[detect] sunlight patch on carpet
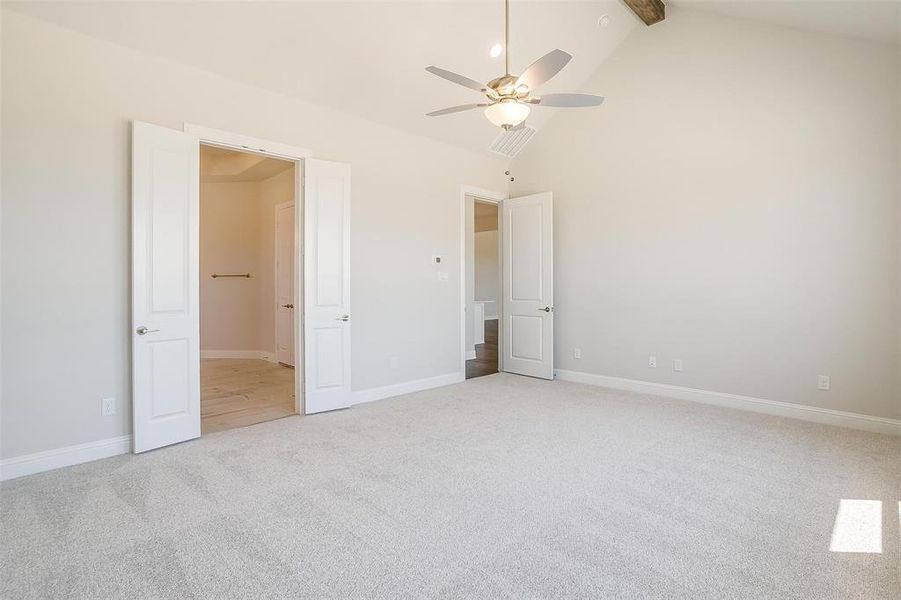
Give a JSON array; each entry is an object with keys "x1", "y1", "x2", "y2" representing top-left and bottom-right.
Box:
[{"x1": 829, "y1": 499, "x2": 882, "y2": 553}]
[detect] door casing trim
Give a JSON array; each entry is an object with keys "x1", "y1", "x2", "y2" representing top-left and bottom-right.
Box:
[{"x1": 459, "y1": 185, "x2": 507, "y2": 378}]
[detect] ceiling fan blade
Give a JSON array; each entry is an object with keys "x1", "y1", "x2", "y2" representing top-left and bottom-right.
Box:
[
  {"x1": 533, "y1": 93, "x2": 604, "y2": 107},
  {"x1": 515, "y1": 49, "x2": 572, "y2": 91},
  {"x1": 425, "y1": 66, "x2": 488, "y2": 93},
  {"x1": 426, "y1": 104, "x2": 487, "y2": 117}
]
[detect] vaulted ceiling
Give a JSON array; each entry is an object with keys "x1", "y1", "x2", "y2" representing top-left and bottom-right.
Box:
[
  {"x1": 677, "y1": 0, "x2": 900, "y2": 45},
  {"x1": 7, "y1": 1, "x2": 898, "y2": 155},
  {"x1": 6, "y1": 0, "x2": 638, "y2": 153}
]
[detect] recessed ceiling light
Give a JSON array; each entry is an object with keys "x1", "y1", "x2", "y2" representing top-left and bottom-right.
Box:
[
  {"x1": 598, "y1": 15, "x2": 611, "y2": 28},
  {"x1": 489, "y1": 43, "x2": 504, "y2": 58}
]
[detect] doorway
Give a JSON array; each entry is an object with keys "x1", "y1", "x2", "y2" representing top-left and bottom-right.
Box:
[
  {"x1": 132, "y1": 121, "x2": 354, "y2": 453},
  {"x1": 459, "y1": 186, "x2": 555, "y2": 383},
  {"x1": 199, "y1": 145, "x2": 297, "y2": 433},
  {"x1": 464, "y1": 194, "x2": 502, "y2": 379}
]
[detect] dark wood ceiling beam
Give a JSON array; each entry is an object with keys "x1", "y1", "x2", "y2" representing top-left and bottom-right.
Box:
[{"x1": 623, "y1": 0, "x2": 666, "y2": 26}]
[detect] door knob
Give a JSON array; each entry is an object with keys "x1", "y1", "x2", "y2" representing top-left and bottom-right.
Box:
[
  {"x1": 335, "y1": 314, "x2": 350, "y2": 322},
  {"x1": 281, "y1": 304, "x2": 294, "y2": 309},
  {"x1": 136, "y1": 326, "x2": 159, "y2": 335},
  {"x1": 538, "y1": 306, "x2": 552, "y2": 313}
]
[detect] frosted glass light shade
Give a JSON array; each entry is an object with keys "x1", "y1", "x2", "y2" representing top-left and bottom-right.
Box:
[{"x1": 484, "y1": 101, "x2": 530, "y2": 129}]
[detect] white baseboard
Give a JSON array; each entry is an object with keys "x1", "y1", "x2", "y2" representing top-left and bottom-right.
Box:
[
  {"x1": 201, "y1": 350, "x2": 277, "y2": 362},
  {"x1": 1, "y1": 435, "x2": 132, "y2": 482},
  {"x1": 465, "y1": 350, "x2": 477, "y2": 360},
  {"x1": 353, "y1": 372, "x2": 464, "y2": 405},
  {"x1": 554, "y1": 369, "x2": 901, "y2": 436},
  {"x1": 1, "y1": 371, "x2": 462, "y2": 482}
]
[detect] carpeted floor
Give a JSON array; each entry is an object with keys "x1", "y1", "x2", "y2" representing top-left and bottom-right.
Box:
[{"x1": 2, "y1": 374, "x2": 899, "y2": 599}]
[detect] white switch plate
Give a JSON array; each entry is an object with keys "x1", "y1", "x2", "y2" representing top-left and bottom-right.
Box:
[
  {"x1": 818, "y1": 375, "x2": 830, "y2": 391},
  {"x1": 431, "y1": 255, "x2": 442, "y2": 265},
  {"x1": 101, "y1": 397, "x2": 116, "y2": 416},
  {"x1": 648, "y1": 355, "x2": 657, "y2": 368},
  {"x1": 573, "y1": 347, "x2": 581, "y2": 359},
  {"x1": 673, "y1": 359, "x2": 683, "y2": 372},
  {"x1": 437, "y1": 271, "x2": 449, "y2": 282}
]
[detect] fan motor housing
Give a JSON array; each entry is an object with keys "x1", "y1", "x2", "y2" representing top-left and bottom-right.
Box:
[{"x1": 488, "y1": 74, "x2": 523, "y2": 98}]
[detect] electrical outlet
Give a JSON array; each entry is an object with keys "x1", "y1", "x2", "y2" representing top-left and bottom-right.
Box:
[
  {"x1": 573, "y1": 347, "x2": 582, "y2": 359},
  {"x1": 389, "y1": 356, "x2": 399, "y2": 369},
  {"x1": 817, "y1": 375, "x2": 830, "y2": 391},
  {"x1": 648, "y1": 355, "x2": 657, "y2": 368},
  {"x1": 101, "y1": 397, "x2": 116, "y2": 416},
  {"x1": 673, "y1": 359, "x2": 683, "y2": 372}
]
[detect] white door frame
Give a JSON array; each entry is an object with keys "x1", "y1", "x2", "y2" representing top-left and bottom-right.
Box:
[
  {"x1": 459, "y1": 185, "x2": 506, "y2": 376},
  {"x1": 185, "y1": 123, "x2": 312, "y2": 414}
]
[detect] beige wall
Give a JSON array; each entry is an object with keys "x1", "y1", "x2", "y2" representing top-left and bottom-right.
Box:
[
  {"x1": 0, "y1": 11, "x2": 507, "y2": 459},
  {"x1": 199, "y1": 166, "x2": 294, "y2": 354},
  {"x1": 474, "y1": 202, "x2": 498, "y2": 309},
  {"x1": 475, "y1": 209, "x2": 498, "y2": 233},
  {"x1": 200, "y1": 181, "x2": 262, "y2": 351},
  {"x1": 512, "y1": 9, "x2": 900, "y2": 420},
  {"x1": 474, "y1": 231, "x2": 499, "y2": 307}
]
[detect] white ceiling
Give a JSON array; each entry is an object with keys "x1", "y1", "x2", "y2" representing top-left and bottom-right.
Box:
[
  {"x1": 200, "y1": 145, "x2": 294, "y2": 183},
  {"x1": 7, "y1": 1, "x2": 898, "y2": 154},
  {"x1": 675, "y1": 0, "x2": 900, "y2": 45}
]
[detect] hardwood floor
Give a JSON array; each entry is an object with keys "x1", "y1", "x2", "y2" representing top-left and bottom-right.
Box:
[
  {"x1": 466, "y1": 318, "x2": 498, "y2": 379},
  {"x1": 201, "y1": 359, "x2": 296, "y2": 434}
]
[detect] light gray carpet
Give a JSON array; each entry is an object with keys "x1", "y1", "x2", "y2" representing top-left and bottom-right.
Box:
[{"x1": 2, "y1": 374, "x2": 899, "y2": 599}]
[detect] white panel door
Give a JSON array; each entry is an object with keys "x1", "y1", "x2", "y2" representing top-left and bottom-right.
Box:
[
  {"x1": 502, "y1": 192, "x2": 554, "y2": 379},
  {"x1": 275, "y1": 202, "x2": 295, "y2": 366},
  {"x1": 303, "y1": 159, "x2": 352, "y2": 413},
  {"x1": 132, "y1": 121, "x2": 200, "y2": 452}
]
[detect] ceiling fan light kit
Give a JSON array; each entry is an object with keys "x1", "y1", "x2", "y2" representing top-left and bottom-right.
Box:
[
  {"x1": 425, "y1": 0, "x2": 604, "y2": 131},
  {"x1": 485, "y1": 100, "x2": 530, "y2": 129}
]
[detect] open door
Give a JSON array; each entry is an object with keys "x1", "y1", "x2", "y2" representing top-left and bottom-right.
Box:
[
  {"x1": 502, "y1": 192, "x2": 554, "y2": 379},
  {"x1": 303, "y1": 159, "x2": 353, "y2": 413},
  {"x1": 132, "y1": 121, "x2": 201, "y2": 452},
  {"x1": 275, "y1": 202, "x2": 295, "y2": 366}
]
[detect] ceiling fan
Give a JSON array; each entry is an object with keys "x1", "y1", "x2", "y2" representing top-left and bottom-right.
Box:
[{"x1": 425, "y1": 0, "x2": 604, "y2": 130}]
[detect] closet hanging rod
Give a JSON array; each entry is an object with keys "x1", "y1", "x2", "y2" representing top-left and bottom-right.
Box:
[{"x1": 211, "y1": 273, "x2": 251, "y2": 279}]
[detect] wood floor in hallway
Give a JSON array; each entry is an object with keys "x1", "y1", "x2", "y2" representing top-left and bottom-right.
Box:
[
  {"x1": 201, "y1": 359, "x2": 296, "y2": 434},
  {"x1": 466, "y1": 318, "x2": 498, "y2": 379}
]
